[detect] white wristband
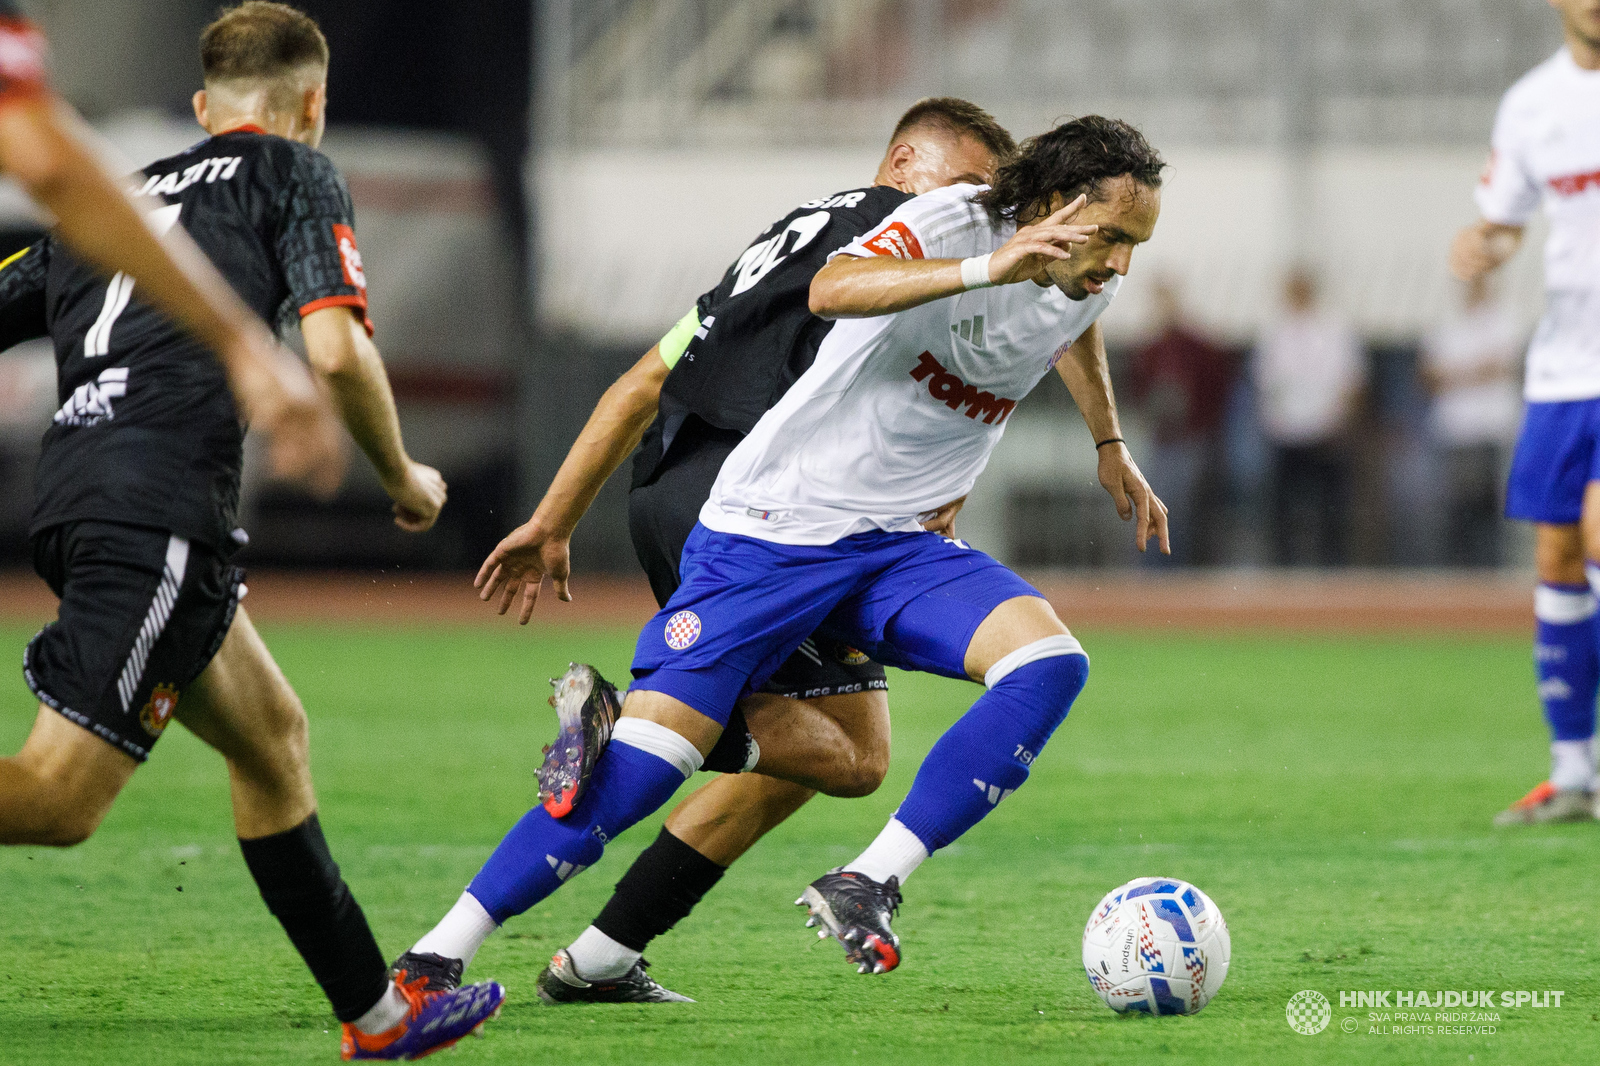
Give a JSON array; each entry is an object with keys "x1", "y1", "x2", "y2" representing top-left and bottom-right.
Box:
[{"x1": 960, "y1": 253, "x2": 994, "y2": 290}]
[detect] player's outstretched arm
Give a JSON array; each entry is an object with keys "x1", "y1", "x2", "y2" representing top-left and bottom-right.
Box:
[
  {"x1": 299, "y1": 305, "x2": 441, "y2": 531},
  {"x1": 809, "y1": 194, "x2": 1097, "y2": 319},
  {"x1": 476, "y1": 344, "x2": 671, "y2": 623},
  {"x1": 1054, "y1": 322, "x2": 1170, "y2": 554},
  {"x1": 1449, "y1": 219, "x2": 1524, "y2": 281},
  {"x1": 0, "y1": 98, "x2": 342, "y2": 492}
]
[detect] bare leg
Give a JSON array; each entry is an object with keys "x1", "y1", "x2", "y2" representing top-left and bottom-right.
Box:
[
  {"x1": 0, "y1": 704, "x2": 137, "y2": 845},
  {"x1": 1536, "y1": 521, "x2": 1584, "y2": 585},
  {"x1": 664, "y1": 773, "x2": 816, "y2": 866},
  {"x1": 664, "y1": 688, "x2": 890, "y2": 864},
  {"x1": 175, "y1": 606, "x2": 394, "y2": 1029},
  {"x1": 739, "y1": 689, "x2": 890, "y2": 797},
  {"x1": 173, "y1": 607, "x2": 315, "y2": 837}
]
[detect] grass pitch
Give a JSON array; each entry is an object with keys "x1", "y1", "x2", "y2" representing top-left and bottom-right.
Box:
[{"x1": 1, "y1": 620, "x2": 1595, "y2": 1064}]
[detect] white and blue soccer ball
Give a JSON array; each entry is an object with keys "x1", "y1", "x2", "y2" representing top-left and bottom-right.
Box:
[{"x1": 1081, "y1": 877, "x2": 1231, "y2": 1015}]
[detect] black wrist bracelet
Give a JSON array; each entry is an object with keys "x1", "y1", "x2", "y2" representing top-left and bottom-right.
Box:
[{"x1": 1095, "y1": 437, "x2": 1125, "y2": 449}]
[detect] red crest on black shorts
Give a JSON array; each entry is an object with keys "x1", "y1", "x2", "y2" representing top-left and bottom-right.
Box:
[{"x1": 141, "y1": 683, "x2": 178, "y2": 736}]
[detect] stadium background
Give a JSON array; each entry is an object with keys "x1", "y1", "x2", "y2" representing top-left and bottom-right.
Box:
[{"x1": 2, "y1": 3, "x2": 1595, "y2": 1064}]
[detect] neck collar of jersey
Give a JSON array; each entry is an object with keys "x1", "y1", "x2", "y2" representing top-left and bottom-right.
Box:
[{"x1": 218, "y1": 123, "x2": 269, "y2": 136}]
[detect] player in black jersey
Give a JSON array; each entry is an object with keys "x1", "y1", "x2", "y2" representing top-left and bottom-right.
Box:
[
  {"x1": 395, "y1": 99, "x2": 1014, "y2": 1001},
  {"x1": 0, "y1": 5, "x2": 503, "y2": 1060},
  {"x1": 0, "y1": 0, "x2": 339, "y2": 491}
]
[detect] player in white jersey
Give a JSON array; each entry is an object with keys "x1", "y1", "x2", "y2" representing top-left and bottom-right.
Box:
[
  {"x1": 400, "y1": 115, "x2": 1169, "y2": 984},
  {"x1": 1450, "y1": 0, "x2": 1600, "y2": 824}
]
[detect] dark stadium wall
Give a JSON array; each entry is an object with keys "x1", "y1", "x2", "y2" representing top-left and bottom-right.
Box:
[{"x1": 297, "y1": 0, "x2": 532, "y2": 276}]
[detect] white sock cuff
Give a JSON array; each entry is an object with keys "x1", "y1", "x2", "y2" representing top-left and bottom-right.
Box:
[
  {"x1": 612, "y1": 717, "x2": 704, "y2": 777},
  {"x1": 844, "y1": 817, "x2": 930, "y2": 885},
  {"x1": 409, "y1": 890, "x2": 499, "y2": 970},
  {"x1": 984, "y1": 634, "x2": 1087, "y2": 688},
  {"x1": 1535, "y1": 583, "x2": 1597, "y2": 625},
  {"x1": 1551, "y1": 739, "x2": 1597, "y2": 791}
]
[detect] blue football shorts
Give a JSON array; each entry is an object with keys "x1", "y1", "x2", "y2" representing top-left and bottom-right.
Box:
[
  {"x1": 628, "y1": 523, "x2": 1045, "y2": 725},
  {"x1": 1506, "y1": 398, "x2": 1600, "y2": 525}
]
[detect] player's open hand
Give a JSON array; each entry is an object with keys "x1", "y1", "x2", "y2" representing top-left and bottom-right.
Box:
[
  {"x1": 384, "y1": 460, "x2": 447, "y2": 532},
  {"x1": 475, "y1": 519, "x2": 573, "y2": 625},
  {"x1": 988, "y1": 194, "x2": 1098, "y2": 285},
  {"x1": 1448, "y1": 221, "x2": 1521, "y2": 281},
  {"x1": 1096, "y1": 442, "x2": 1170, "y2": 554},
  {"x1": 920, "y1": 494, "x2": 967, "y2": 537}
]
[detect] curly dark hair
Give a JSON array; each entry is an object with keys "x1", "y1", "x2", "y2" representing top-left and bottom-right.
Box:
[{"x1": 977, "y1": 116, "x2": 1165, "y2": 227}]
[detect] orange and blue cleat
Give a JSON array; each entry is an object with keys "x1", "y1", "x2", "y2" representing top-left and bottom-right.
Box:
[{"x1": 340, "y1": 967, "x2": 505, "y2": 1061}]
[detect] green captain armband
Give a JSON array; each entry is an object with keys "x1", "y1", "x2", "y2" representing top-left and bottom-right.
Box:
[{"x1": 658, "y1": 307, "x2": 700, "y2": 369}]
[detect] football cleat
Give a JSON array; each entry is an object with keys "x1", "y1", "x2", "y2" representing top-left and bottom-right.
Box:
[
  {"x1": 536, "y1": 948, "x2": 693, "y2": 1004},
  {"x1": 539, "y1": 663, "x2": 621, "y2": 818},
  {"x1": 797, "y1": 869, "x2": 903, "y2": 975},
  {"x1": 340, "y1": 968, "x2": 505, "y2": 1060},
  {"x1": 1492, "y1": 780, "x2": 1597, "y2": 826},
  {"x1": 387, "y1": 951, "x2": 462, "y2": 993}
]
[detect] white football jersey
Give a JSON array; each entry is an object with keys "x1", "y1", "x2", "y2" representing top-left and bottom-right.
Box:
[
  {"x1": 1476, "y1": 47, "x2": 1600, "y2": 402},
  {"x1": 699, "y1": 184, "x2": 1119, "y2": 545}
]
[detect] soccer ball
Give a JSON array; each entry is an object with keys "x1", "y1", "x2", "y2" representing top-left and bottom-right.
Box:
[{"x1": 1081, "y1": 877, "x2": 1230, "y2": 1015}]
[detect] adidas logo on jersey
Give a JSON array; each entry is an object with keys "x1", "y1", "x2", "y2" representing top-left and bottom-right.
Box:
[
  {"x1": 909, "y1": 350, "x2": 1017, "y2": 425},
  {"x1": 53, "y1": 367, "x2": 128, "y2": 427},
  {"x1": 950, "y1": 314, "x2": 986, "y2": 348}
]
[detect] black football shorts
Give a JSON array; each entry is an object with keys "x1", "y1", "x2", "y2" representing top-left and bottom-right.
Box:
[
  {"x1": 627, "y1": 423, "x2": 889, "y2": 705},
  {"x1": 24, "y1": 520, "x2": 244, "y2": 761}
]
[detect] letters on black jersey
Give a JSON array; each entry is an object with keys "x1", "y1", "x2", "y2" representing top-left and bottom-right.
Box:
[{"x1": 137, "y1": 157, "x2": 243, "y2": 197}]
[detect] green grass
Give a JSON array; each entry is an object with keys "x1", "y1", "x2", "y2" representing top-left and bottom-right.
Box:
[{"x1": 1, "y1": 622, "x2": 1595, "y2": 1064}]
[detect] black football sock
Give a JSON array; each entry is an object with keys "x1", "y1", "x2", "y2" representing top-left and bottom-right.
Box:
[
  {"x1": 238, "y1": 812, "x2": 390, "y2": 1023},
  {"x1": 592, "y1": 825, "x2": 727, "y2": 952}
]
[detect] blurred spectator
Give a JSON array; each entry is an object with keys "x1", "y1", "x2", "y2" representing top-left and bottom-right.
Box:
[
  {"x1": 1253, "y1": 268, "x2": 1366, "y2": 566},
  {"x1": 1129, "y1": 278, "x2": 1232, "y2": 564},
  {"x1": 1419, "y1": 277, "x2": 1522, "y2": 566}
]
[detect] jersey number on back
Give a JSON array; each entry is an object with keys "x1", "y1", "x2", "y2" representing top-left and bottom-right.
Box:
[
  {"x1": 729, "y1": 211, "x2": 831, "y2": 296},
  {"x1": 84, "y1": 203, "x2": 183, "y2": 359}
]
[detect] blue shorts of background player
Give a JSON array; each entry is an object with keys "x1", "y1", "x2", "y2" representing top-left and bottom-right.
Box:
[
  {"x1": 1505, "y1": 398, "x2": 1600, "y2": 524},
  {"x1": 1500, "y1": 398, "x2": 1600, "y2": 819},
  {"x1": 453, "y1": 522, "x2": 1093, "y2": 947}
]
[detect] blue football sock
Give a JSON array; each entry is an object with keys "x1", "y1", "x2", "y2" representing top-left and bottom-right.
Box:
[
  {"x1": 1534, "y1": 582, "x2": 1599, "y2": 745},
  {"x1": 467, "y1": 740, "x2": 689, "y2": 924},
  {"x1": 893, "y1": 651, "x2": 1088, "y2": 852}
]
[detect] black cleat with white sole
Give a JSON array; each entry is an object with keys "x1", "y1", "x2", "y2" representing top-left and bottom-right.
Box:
[
  {"x1": 797, "y1": 869, "x2": 903, "y2": 974},
  {"x1": 388, "y1": 950, "x2": 464, "y2": 993},
  {"x1": 536, "y1": 948, "x2": 693, "y2": 1003}
]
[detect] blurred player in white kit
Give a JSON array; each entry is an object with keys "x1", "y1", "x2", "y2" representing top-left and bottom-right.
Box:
[{"x1": 1450, "y1": 0, "x2": 1600, "y2": 824}]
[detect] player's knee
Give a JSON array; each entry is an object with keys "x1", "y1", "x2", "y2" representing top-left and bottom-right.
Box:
[
  {"x1": 260, "y1": 695, "x2": 311, "y2": 766},
  {"x1": 824, "y1": 740, "x2": 889, "y2": 798},
  {"x1": 24, "y1": 792, "x2": 106, "y2": 847}
]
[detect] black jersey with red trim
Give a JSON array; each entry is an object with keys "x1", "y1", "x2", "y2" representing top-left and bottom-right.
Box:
[
  {"x1": 0, "y1": 1, "x2": 48, "y2": 108},
  {"x1": 0, "y1": 128, "x2": 372, "y2": 549},
  {"x1": 635, "y1": 184, "x2": 910, "y2": 485}
]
